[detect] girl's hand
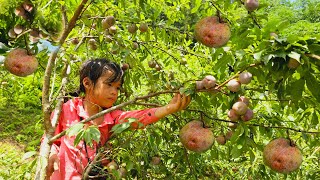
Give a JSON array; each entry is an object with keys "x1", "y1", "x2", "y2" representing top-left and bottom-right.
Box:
[
  {"x1": 155, "y1": 93, "x2": 191, "y2": 118},
  {"x1": 46, "y1": 153, "x2": 59, "y2": 179}
]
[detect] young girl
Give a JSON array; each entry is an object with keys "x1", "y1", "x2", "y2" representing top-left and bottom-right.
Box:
[{"x1": 45, "y1": 58, "x2": 191, "y2": 179}]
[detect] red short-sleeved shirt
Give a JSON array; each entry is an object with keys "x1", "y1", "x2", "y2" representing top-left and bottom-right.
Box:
[{"x1": 48, "y1": 98, "x2": 159, "y2": 180}]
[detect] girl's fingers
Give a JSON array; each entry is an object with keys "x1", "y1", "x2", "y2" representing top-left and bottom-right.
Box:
[{"x1": 179, "y1": 94, "x2": 191, "y2": 111}]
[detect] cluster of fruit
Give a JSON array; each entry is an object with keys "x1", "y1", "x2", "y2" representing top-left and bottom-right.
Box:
[{"x1": 228, "y1": 96, "x2": 254, "y2": 122}]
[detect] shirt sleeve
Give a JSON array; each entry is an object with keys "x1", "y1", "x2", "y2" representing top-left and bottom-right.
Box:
[{"x1": 112, "y1": 108, "x2": 160, "y2": 129}]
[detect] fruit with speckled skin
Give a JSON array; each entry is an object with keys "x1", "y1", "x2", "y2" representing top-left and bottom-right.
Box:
[
  {"x1": 194, "y1": 16, "x2": 231, "y2": 48},
  {"x1": 4, "y1": 48, "x2": 38, "y2": 77},
  {"x1": 179, "y1": 120, "x2": 214, "y2": 153},
  {"x1": 228, "y1": 109, "x2": 240, "y2": 121},
  {"x1": 263, "y1": 138, "x2": 302, "y2": 173}
]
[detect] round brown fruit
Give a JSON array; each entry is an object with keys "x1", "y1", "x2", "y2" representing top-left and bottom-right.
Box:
[
  {"x1": 241, "y1": 108, "x2": 254, "y2": 121},
  {"x1": 4, "y1": 48, "x2": 38, "y2": 77},
  {"x1": 155, "y1": 64, "x2": 162, "y2": 71},
  {"x1": 71, "y1": 38, "x2": 79, "y2": 45},
  {"x1": 139, "y1": 23, "x2": 148, "y2": 33},
  {"x1": 238, "y1": 96, "x2": 250, "y2": 106},
  {"x1": 148, "y1": 60, "x2": 156, "y2": 68},
  {"x1": 105, "y1": 35, "x2": 113, "y2": 43},
  {"x1": 239, "y1": 72, "x2": 252, "y2": 84},
  {"x1": 109, "y1": 26, "x2": 117, "y2": 34},
  {"x1": 22, "y1": 1, "x2": 34, "y2": 12},
  {"x1": 225, "y1": 131, "x2": 234, "y2": 140},
  {"x1": 15, "y1": 6, "x2": 26, "y2": 17},
  {"x1": 106, "y1": 160, "x2": 119, "y2": 171},
  {"x1": 151, "y1": 156, "x2": 161, "y2": 165},
  {"x1": 195, "y1": 81, "x2": 204, "y2": 90},
  {"x1": 132, "y1": 42, "x2": 139, "y2": 50},
  {"x1": 8, "y1": 29, "x2": 17, "y2": 38},
  {"x1": 228, "y1": 109, "x2": 239, "y2": 122},
  {"x1": 13, "y1": 25, "x2": 24, "y2": 35},
  {"x1": 227, "y1": 79, "x2": 241, "y2": 92},
  {"x1": 263, "y1": 138, "x2": 302, "y2": 174},
  {"x1": 232, "y1": 102, "x2": 248, "y2": 116},
  {"x1": 194, "y1": 16, "x2": 231, "y2": 48},
  {"x1": 127, "y1": 24, "x2": 138, "y2": 34},
  {"x1": 215, "y1": 135, "x2": 226, "y2": 145},
  {"x1": 179, "y1": 120, "x2": 214, "y2": 153},
  {"x1": 121, "y1": 63, "x2": 129, "y2": 71},
  {"x1": 105, "y1": 16, "x2": 115, "y2": 27},
  {"x1": 88, "y1": 38, "x2": 96, "y2": 45},
  {"x1": 244, "y1": 0, "x2": 259, "y2": 12},
  {"x1": 202, "y1": 75, "x2": 216, "y2": 89},
  {"x1": 287, "y1": 58, "x2": 300, "y2": 69}
]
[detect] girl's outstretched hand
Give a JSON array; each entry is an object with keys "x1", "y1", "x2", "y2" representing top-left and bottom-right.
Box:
[{"x1": 155, "y1": 93, "x2": 191, "y2": 119}]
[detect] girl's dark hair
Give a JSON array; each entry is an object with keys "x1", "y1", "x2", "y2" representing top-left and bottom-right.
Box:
[{"x1": 79, "y1": 58, "x2": 124, "y2": 93}]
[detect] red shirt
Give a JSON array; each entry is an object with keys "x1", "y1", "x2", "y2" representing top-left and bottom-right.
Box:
[{"x1": 48, "y1": 98, "x2": 159, "y2": 179}]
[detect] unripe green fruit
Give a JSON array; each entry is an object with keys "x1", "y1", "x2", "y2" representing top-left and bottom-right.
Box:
[
  {"x1": 180, "y1": 58, "x2": 187, "y2": 65},
  {"x1": 194, "y1": 16, "x2": 231, "y2": 48},
  {"x1": 232, "y1": 102, "x2": 248, "y2": 115},
  {"x1": 227, "y1": 79, "x2": 241, "y2": 92}
]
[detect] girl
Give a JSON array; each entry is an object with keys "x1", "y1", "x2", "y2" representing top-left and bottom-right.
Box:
[{"x1": 45, "y1": 58, "x2": 191, "y2": 179}]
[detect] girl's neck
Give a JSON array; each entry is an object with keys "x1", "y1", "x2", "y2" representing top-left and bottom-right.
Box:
[{"x1": 83, "y1": 98, "x2": 102, "y2": 116}]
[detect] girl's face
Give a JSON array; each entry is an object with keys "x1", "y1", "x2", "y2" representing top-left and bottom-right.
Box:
[{"x1": 84, "y1": 70, "x2": 121, "y2": 108}]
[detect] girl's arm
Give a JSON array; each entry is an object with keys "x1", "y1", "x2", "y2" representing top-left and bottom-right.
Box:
[{"x1": 113, "y1": 93, "x2": 191, "y2": 128}]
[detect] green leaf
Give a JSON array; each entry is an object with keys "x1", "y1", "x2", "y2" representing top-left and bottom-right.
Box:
[
  {"x1": 290, "y1": 78, "x2": 305, "y2": 100},
  {"x1": 66, "y1": 123, "x2": 84, "y2": 137},
  {"x1": 88, "y1": 126, "x2": 101, "y2": 143},
  {"x1": 288, "y1": 51, "x2": 301, "y2": 61},
  {"x1": 191, "y1": 0, "x2": 201, "y2": 13},
  {"x1": 74, "y1": 130, "x2": 85, "y2": 147},
  {"x1": 305, "y1": 72, "x2": 320, "y2": 102}
]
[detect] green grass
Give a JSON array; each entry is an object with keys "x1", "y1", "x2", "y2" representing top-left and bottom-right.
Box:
[{"x1": 0, "y1": 104, "x2": 43, "y2": 179}]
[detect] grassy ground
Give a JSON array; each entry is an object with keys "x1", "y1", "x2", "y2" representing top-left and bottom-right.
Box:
[{"x1": 0, "y1": 104, "x2": 42, "y2": 179}]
